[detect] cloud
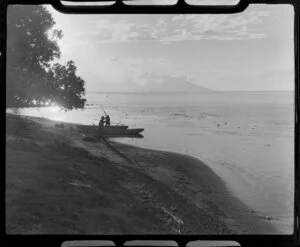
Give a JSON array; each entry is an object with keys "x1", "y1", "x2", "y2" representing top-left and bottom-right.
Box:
[
  {"x1": 109, "y1": 56, "x2": 119, "y2": 62},
  {"x1": 87, "y1": 19, "x2": 156, "y2": 43},
  {"x1": 63, "y1": 4, "x2": 270, "y2": 46},
  {"x1": 108, "y1": 56, "x2": 143, "y2": 68},
  {"x1": 103, "y1": 56, "x2": 182, "y2": 86},
  {"x1": 124, "y1": 58, "x2": 144, "y2": 70},
  {"x1": 165, "y1": 10, "x2": 269, "y2": 41},
  {"x1": 108, "y1": 56, "x2": 173, "y2": 70},
  {"x1": 86, "y1": 7, "x2": 269, "y2": 43},
  {"x1": 149, "y1": 57, "x2": 171, "y2": 65},
  {"x1": 131, "y1": 71, "x2": 182, "y2": 86}
]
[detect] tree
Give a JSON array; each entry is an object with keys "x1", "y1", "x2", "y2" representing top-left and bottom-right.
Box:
[
  {"x1": 50, "y1": 61, "x2": 86, "y2": 109},
  {"x1": 6, "y1": 5, "x2": 86, "y2": 110}
]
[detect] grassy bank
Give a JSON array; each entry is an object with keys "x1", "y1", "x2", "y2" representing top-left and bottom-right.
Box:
[{"x1": 5, "y1": 113, "x2": 275, "y2": 234}]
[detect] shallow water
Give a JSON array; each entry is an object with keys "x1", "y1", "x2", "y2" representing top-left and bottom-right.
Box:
[{"x1": 8, "y1": 91, "x2": 294, "y2": 233}]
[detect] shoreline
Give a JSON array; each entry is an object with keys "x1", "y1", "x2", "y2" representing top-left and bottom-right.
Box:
[
  {"x1": 107, "y1": 140, "x2": 280, "y2": 234},
  {"x1": 6, "y1": 113, "x2": 278, "y2": 234}
]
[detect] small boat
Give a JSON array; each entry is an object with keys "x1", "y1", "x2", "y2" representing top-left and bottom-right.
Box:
[
  {"x1": 77, "y1": 124, "x2": 127, "y2": 133},
  {"x1": 100, "y1": 126, "x2": 144, "y2": 136},
  {"x1": 77, "y1": 124, "x2": 144, "y2": 137},
  {"x1": 103, "y1": 125, "x2": 129, "y2": 131},
  {"x1": 123, "y1": 128, "x2": 144, "y2": 135}
]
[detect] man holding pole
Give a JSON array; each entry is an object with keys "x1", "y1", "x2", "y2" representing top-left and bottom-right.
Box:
[{"x1": 98, "y1": 116, "x2": 105, "y2": 139}]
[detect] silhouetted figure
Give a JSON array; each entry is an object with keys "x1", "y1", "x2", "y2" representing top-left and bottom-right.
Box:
[
  {"x1": 98, "y1": 116, "x2": 105, "y2": 139},
  {"x1": 105, "y1": 115, "x2": 110, "y2": 126}
]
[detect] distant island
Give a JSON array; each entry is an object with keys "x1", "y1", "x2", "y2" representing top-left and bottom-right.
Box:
[
  {"x1": 87, "y1": 80, "x2": 212, "y2": 94},
  {"x1": 135, "y1": 80, "x2": 212, "y2": 92}
]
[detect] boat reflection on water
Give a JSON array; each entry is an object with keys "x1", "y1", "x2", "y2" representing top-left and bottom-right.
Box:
[
  {"x1": 110, "y1": 133, "x2": 144, "y2": 140},
  {"x1": 122, "y1": 133, "x2": 144, "y2": 139}
]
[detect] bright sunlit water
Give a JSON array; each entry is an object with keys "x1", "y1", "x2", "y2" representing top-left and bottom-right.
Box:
[{"x1": 8, "y1": 91, "x2": 294, "y2": 232}]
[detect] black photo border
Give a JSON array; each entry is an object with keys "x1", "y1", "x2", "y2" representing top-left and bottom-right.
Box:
[{"x1": 1, "y1": 0, "x2": 299, "y2": 247}]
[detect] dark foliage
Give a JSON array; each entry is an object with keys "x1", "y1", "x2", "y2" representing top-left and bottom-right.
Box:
[{"x1": 6, "y1": 5, "x2": 86, "y2": 110}]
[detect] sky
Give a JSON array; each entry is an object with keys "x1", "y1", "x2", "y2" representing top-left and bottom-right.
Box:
[{"x1": 46, "y1": 1, "x2": 294, "y2": 92}]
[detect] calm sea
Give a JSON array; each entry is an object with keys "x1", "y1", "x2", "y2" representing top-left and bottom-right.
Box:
[{"x1": 9, "y1": 91, "x2": 294, "y2": 232}]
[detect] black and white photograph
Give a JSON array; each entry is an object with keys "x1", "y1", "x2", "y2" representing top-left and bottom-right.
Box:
[{"x1": 5, "y1": 0, "x2": 295, "y2": 235}]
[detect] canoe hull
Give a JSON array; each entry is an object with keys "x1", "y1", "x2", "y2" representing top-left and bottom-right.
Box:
[
  {"x1": 77, "y1": 125, "x2": 144, "y2": 136},
  {"x1": 102, "y1": 127, "x2": 144, "y2": 136},
  {"x1": 122, "y1": 128, "x2": 144, "y2": 135}
]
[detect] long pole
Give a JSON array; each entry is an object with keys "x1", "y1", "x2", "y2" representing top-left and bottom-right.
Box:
[{"x1": 100, "y1": 104, "x2": 107, "y2": 116}]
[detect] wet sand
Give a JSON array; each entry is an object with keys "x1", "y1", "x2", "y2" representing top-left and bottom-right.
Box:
[{"x1": 6, "y1": 113, "x2": 277, "y2": 234}]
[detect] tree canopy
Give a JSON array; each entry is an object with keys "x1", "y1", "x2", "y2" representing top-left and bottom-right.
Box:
[{"x1": 6, "y1": 5, "x2": 86, "y2": 110}]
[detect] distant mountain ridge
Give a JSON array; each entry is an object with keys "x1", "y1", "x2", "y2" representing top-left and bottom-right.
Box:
[
  {"x1": 135, "y1": 80, "x2": 211, "y2": 92},
  {"x1": 87, "y1": 80, "x2": 211, "y2": 93}
]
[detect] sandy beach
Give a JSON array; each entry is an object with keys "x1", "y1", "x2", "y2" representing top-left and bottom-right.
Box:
[{"x1": 6, "y1": 113, "x2": 277, "y2": 234}]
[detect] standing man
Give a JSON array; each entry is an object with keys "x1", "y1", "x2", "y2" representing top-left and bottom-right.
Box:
[
  {"x1": 98, "y1": 116, "x2": 105, "y2": 139},
  {"x1": 105, "y1": 115, "x2": 111, "y2": 126}
]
